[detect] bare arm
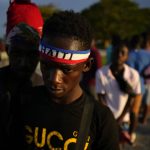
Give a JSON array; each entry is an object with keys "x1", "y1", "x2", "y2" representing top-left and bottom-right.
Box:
[
  {"x1": 129, "y1": 94, "x2": 142, "y2": 134},
  {"x1": 117, "y1": 95, "x2": 133, "y2": 124}
]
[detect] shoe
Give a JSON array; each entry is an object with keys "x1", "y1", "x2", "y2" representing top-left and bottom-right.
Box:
[{"x1": 130, "y1": 132, "x2": 136, "y2": 144}]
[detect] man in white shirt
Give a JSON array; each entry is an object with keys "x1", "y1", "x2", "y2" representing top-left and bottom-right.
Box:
[{"x1": 96, "y1": 41, "x2": 142, "y2": 145}]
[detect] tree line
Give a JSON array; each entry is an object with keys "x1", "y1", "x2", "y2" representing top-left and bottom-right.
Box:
[{"x1": 39, "y1": 0, "x2": 150, "y2": 40}]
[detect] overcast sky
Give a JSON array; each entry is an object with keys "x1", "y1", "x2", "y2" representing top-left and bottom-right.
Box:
[{"x1": 0, "y1": 0, "x2": 150, "y2": 38}]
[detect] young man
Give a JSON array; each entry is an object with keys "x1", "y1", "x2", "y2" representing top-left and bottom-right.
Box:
[
  {"x1": 0, "y1": 23, "x2": 40, "y2": 149},
  {"x1": 1, "y1": 23, "x2": 40, "y2": 95},
  {"x1": 8, "y1": 11, "x2": 119, "y2": 150},
  {"x1": 96, "y1": 41, "x2": 142, "y2": 145},
  {"x1": 127, "y1": 32, "x2": 150, "y2": 125}
]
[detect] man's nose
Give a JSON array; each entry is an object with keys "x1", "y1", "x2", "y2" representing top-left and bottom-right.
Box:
[
  {"x1": 118, "y1": 52, "x2": 123, "y2": 58},
  {"x1": 49, "y1": 68, "x2": 63, "y2": 83}
]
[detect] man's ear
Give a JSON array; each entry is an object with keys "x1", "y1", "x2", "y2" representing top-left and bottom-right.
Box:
[{"x1": 83, "y1": 57, "x2": 93, "y2": 72}]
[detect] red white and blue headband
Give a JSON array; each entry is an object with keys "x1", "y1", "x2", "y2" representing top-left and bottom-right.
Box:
[{"x1": 39, "y1": 42, "x2": 91, "y2": 64}]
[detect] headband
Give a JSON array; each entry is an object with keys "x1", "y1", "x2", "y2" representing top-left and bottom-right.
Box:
[{"x1": 39, "y1": 42, "x2": 91, "y2": 64}]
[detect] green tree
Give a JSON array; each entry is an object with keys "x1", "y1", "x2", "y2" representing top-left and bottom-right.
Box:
[
  {"x1": 81, "y1": 0, "x2": 150, "y2": 40},
  {"x1": 140, "y1": 8, "x2": 150, "y2": 31},
  {"x1": 39, "y1": 4, "x2": 59, "y2": 21}
]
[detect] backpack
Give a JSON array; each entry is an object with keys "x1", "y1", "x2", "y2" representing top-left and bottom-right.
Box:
[{"x1": 6, "y1": 0, "x2": 44, "y2": 36}]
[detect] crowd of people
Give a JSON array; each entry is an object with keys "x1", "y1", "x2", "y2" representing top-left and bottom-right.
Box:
[{"x1": 0, "y1": 0, "x2": 150, "y2": 150}]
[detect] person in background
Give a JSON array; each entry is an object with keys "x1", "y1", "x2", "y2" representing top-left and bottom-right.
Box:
[
  {"x1": 141, "y1": 65, "x2": 150, "y2": 124},
  {"x1": 0, "y1": 39, "x2": 9, "y2": 67},
  {"x1": 0, "y1": 23, "x2": 40, "y2": 149},
  {"x1": 104, "y1": 36, "x2": 112, "y2": 64},
  {"x1": 6, "y1": 0, "x2": 44, "y2": 37},
  {"x1": 6, "y1": 0, "x2": 44, "y2": 86},
  {"x1": 105, "y1": 34, "x2": 121, "y2": 64},
  {"x1": 138, "y1": 32, "x2": 150, "y2": 124},
  {"x1": 127, "y1": 32, "x2": 150, "y2": 124},
  {"x1": 81, "y1": 38, "x2": 102, "y2": 100},
  {"x1": 96, "y1": 41, "x2": 142, "y2": 146},
  {"x1": 127, "y1": 34, "x2": 143, "y2": 69},
  {"x1": 0, "y1": 39, "x2": 5, "y2": 61},
  {"x1": 8, "y1": 10, "x2": 119, "y2": 150}
]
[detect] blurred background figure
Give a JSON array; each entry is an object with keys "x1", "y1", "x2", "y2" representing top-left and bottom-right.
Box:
[
  {"x1": 104, "y1": 36, "x2": 112, "y2": 64},
  {"x1": 129, "y1": 34, "x2": 144, "y2": 52},
  {"x1": 96, "y1": 41, "x2": 142, "y2": 147},
  {"x1": 0, "y1": 39, "x2": 5, "y2": 60},
  {"x1": 0, "y1": 39, "x2": 9, "y2": 68},
  {"x1": 0, "y1": 23, "x2": 40, "y2": 149},
  {"x1": 137, "y1": 32, "x2": 150, "y2": 125},
  {"x1": 4, "y1": 22, "x2": 40, "y2": 95},
  {"x1": 127, "y1": 32, "x2": 150, "y2": 125},
  {"x1": 5, "y1": 0, "x2": 44, "y2": 86},
  {"x1": 141, "y1": 65, "x2": 150, "y2": 125},
  {"x1": 104, "y1": 34, "x2": 122, "y2": 65},
  {"x1": 81, "y1": 38, "x2": 102, "y2": 100},
  {"x1": 127, "y1": 34, "x2": 144, "y2": 69}
]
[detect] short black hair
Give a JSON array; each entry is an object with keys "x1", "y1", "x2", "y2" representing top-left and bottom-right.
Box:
[
  {"x1": 111, "y1": 40, "x2": 129, "y2": 60},
  {"x1": 42, "y1": 10, "x2": 93, "y2": 49}
]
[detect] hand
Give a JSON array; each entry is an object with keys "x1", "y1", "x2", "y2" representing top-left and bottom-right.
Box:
[{"x1": 117, "y1": 116, "x2": 124, "y2": 125}]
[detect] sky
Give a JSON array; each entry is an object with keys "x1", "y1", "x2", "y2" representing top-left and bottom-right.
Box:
[{"x1": 0, "y1": 0, "x2": 150, "y2": 38}]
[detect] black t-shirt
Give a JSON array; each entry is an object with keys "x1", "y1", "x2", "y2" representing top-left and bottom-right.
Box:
[
  {"x1": 9, "y1": 86, "x2": 119, "y2": 150},
  {"x1": 0, "y1": 66, "x2": 32, "y2": 150}
]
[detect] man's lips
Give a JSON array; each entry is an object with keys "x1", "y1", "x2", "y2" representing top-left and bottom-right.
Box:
[{"x1": 48, "y1": 86, "x2": 63, "y2": 92}]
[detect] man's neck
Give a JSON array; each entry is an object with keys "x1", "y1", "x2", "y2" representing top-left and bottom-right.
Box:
[{"x1": 110, "y1": 63, "x2": 124, "y2": 74}]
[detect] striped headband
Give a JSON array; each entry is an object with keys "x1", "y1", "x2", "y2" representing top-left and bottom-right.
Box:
[{"x1": 39, "y1": 42, "x2": 91, "y2": 64}]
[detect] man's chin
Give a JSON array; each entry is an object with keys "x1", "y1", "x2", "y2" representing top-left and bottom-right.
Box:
[
  {"x1": 48, "y1": 88, "x2": 65, "y2": 98},
  {"x1": 114, "y1": 61, "x2": 123, "y2": 66}
]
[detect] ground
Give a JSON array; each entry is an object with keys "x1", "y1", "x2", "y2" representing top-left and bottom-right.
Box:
[{"x1": 124, "y1": 118, "x2": 150, "y2": 150}]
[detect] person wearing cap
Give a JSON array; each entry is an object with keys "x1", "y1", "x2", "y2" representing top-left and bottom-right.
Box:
[
  {"x1": 7, "y1": 10, "x2": 120, "y2": 150},
  {"x1": 0, "y1": 23, "x2": 40, "y2": 149},
  {"x1": 6, "y1": 0, "x2": 44, "y2": 37}
]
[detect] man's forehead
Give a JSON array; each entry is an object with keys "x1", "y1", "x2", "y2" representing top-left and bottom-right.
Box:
[{"x1": 42, "y1": 36, "x2": 85, "y2": 50}]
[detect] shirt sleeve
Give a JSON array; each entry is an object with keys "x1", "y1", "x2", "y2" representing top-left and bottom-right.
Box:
[
  {"x1": 132, "y1": 70, "x2": 141, "y2": 94},
  {"x1": 95, "y1": 69, "x2": 106, "y2": 94}
]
